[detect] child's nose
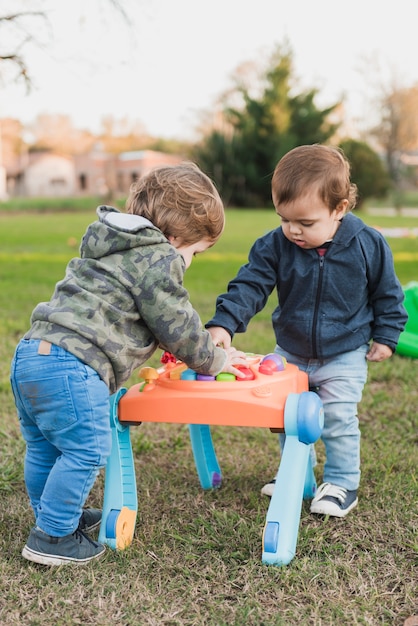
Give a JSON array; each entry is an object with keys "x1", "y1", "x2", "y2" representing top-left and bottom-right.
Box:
[{"x1": 289, "y1": 222, "x2": 302, "y2": 234}]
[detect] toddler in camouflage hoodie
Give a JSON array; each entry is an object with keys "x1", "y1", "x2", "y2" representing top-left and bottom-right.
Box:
[{"x1": 10, "y1": 162, "x2": 246, "y2": 566}]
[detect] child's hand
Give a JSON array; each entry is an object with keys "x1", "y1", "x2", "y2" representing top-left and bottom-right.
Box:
[
  {"x1": 366, "y1": 342, "x2": 393, "y2": 362},
  {"x1": 208, "y1": 326, "x2": 232, "y2": 349},
  {"x1": 223, "y1": 346, "x2": 248, "y2": 378}
]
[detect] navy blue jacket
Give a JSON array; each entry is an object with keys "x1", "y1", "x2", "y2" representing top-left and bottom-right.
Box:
[{"x1": 206, "y1": 213, "x2": 408, "y2": 359}]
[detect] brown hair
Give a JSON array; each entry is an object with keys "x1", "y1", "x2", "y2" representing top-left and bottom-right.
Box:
[
  {"x1": 126, "y1": 162, "x2": 224, "y2": 244},
  {"x1": 272, "y1": 144, "x2": 358, "y2": 212}
]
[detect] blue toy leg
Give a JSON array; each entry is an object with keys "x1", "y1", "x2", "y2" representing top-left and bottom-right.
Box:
[
  {"x1": 278, "y1": 436, "x2": 317, "y2": 500},
  {"x1": 303, "y1": 447, "x2": 318, "y2": 499},
  {"x1": 188, "y1": 424, "x2": 222, "y2": 489},
  {"x1": 263, "y1": 436, "x2": 310, "y2": 565},
  {"x1": 99, "y1": 389, "x2": 138, "y2": 550},
  {"x1": 262, "y1": 392, "x2": 323, "y2": 566}
]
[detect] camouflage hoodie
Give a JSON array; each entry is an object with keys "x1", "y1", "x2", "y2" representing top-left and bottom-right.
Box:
[{"x1": 25, "y1": 206, "x2": 227, "y2": 393}]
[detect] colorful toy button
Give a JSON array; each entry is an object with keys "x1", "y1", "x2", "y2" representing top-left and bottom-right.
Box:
[
  {"x1": 235, "y1": 365, "x2": 256, "y2": 381},
  {"x1": 259, "y1": 353, "x2": 287, "y2": 375},
  {"x1": 216, "y1": 373, "x2": 236, "y2": 382},
  {"x1": 138, "y1": 367, "x2": 159, "y2": 391},
  {"x1": 197, "y1": 374, "x2": 216, "y2": 381},
  {"x1": 168, "y1": 363, "x2": 188, "y2": 379},
  {"x1": 180, "y1": 369, "x2": 198, "y2": 380},
  {"x1": 160, "y1": 351, "x2": 177, "y2": 364}
]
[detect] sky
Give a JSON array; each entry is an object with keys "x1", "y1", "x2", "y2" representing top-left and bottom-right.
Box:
[{"x1": 1, "y1": 0, "x2": 418, "y2": 140}]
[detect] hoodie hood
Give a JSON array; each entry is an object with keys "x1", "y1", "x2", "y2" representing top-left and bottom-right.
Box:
[
  {"x1": 333, "y1": 212, "x2": 366, "y2": 247},
  {"x1": 26, "y1": 203, "x2": 227, "y2": 392},
  {"x1": 80, "y1": 205, "x2": 168, "y2": 260}
]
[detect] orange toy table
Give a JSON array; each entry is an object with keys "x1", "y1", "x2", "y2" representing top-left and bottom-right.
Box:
[{"x1": 99, "y1": 353, "x2": 324, "y2": 566}]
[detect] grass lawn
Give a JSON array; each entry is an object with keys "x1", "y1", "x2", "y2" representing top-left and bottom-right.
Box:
[{"x1": 0, "y1": 206, "x2": 417, "y2": 625}]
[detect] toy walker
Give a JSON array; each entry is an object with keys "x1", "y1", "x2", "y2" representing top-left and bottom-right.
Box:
[{"x1": 99, "y1": 353, "x2": 324, "y2": 566}]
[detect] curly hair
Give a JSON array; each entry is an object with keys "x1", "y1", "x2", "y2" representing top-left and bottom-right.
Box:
[{"x1": 126, "y1": 162, "x2": 224, "y2": 244}]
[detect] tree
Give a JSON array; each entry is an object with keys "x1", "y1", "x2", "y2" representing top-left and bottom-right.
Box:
[
  {"x1": 359, "y1": 57, "x2": 418, "y2": 208},
  {"x1": 0, "y1": 9, "x2": 48, "y2": 89},
  {"x1": 0, "y1": 1, "x2": 131, "y2": 90},
  {"x1": 339, "y1": 139, "x2": 391, "y2": 208},
  {"x1": 0, "y1": 2, "x2": 144, "y2": 170},
  {"x1": 372, "y1": 85, "x2": 418, "y2": 202},
  {"x1": 28, "y1": 114, "x2": 96, "y2": 154},
  {"x1": 193, "y1": 44, "x2": 341, "y2": 207}
]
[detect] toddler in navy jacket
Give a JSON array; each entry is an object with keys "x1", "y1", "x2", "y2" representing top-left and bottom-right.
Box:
[{"x1": 207, "y1": 144, "x2": 407, "y2": 517}]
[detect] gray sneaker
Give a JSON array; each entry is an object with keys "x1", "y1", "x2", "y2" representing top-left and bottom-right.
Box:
[
  {"x1": 78, "y1": 508, "x2": 102, "y2": 533},
  {"x1": 22, "y1": 527, "x2": 106, "y2": 566},
  {"x1": 310, "y1": 482, "x2": 358, "y2": 517}
]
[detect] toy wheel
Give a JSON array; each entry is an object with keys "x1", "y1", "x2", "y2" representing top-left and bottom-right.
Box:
[
  {"x1": 105, "y1": 509, "x2": 120, "y2": 539},
  {"x1": 105, "y1": 507, "x2": 136, "y2": 550},
  {"x1": 297, "y1": 392, "x2": 324, "y2": 444}
]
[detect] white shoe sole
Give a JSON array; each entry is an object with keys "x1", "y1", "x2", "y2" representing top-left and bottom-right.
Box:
[
  {"x1": 22, "y1": 544, "x2": 105, "y2": 566},
  {"x1": 261, "y1": 482, "x2": 275, "y2": 497}
]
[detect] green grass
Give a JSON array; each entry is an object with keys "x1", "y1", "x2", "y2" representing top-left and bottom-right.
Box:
[
  {"x1": 0, "y1": 206, "x2": 417, "y2": 626},
  {"x1": 0, "y1": 196, "x2": 125, "y2": 213}
]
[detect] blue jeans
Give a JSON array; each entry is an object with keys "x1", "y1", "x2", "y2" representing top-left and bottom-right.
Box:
[
  {"x1": 10, "y1": 339, "x2": 111, "y2": 537},
  {"x1": 275, "y1": 344, "x2": 369, "y2": 491}
]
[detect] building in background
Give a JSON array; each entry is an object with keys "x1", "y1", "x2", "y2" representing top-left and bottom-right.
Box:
[
  {"x1": 3, "y1": 147, "x2": 184, "y2": 199},
  {"x1": 19, "y1": 152, "x2": 76, "y2": 197},
  {"x1": 73, "y1": 149, "x2": 183, "y2": 198}
]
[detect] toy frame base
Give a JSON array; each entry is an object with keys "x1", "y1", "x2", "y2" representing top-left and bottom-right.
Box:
[{"x1": 99, "y1": 355, "x2": 324, "y2": 566}]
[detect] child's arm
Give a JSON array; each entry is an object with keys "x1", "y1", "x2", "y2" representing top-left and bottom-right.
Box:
[
  {"x1": 136, "y1": 252, "x2": 246, "y2": 377},
  {"x1": 207, "y1": 327, "x2": 232, "y2": 349},
  {"x1": 363, "y1": 231, "x2": 408, "y2": 351},
  {"x1": 206, "y1": 233, "x2": 279, "y2": 338},
  {"x1": 366, "y1": 341, "x2": 393, "y2": 362}
]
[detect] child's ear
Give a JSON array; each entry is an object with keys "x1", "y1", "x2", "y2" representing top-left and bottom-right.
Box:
[{"x1": 335, "y1": 199, "x2": 349, "y2": 219}]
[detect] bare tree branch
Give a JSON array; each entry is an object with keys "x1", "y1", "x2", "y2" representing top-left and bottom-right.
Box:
[
  {"x1": 0, "y1": 9, "x2": 49, "y2": 91},
  {"x1": 0, "y1": 3, "x2": 136, "y2": 91},
  {"x1": 0, "y1": 11, "x2": 45, "y2": 22}
]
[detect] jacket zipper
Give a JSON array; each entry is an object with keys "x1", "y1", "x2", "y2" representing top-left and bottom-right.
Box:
[{"x1": 312, "y1": 255, "x2": 325, "y2": 358}]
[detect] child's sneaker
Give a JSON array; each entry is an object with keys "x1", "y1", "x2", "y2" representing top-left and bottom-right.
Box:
[
  {"x1": 78, "y1": 508, "x2": 102, "y2": 533},
  {"x1": 261, "y1": 479, "x2": 276, "y2": 497},
  {"x1": 310, "y1": 482, "x2": 358, "y2": 517},
  {"x1": 22, "y1": 527, "x2": 106, "y2": 566}
]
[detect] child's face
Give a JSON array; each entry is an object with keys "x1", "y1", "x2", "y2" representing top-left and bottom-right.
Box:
[
  {"x1": 172, "y1": 238, "x2": 213, "y2": 269},
  {"x1": 276, "y1": 192, "x2": 348, "y2": 249}
]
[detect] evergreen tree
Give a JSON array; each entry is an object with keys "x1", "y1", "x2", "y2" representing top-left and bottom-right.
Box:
[
  {"x1": 194, "y1": 45, "x2": 340, "y2": 207},
  {"x1": 339, "y1": 139, "x2": 391, "y2": 207}
]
